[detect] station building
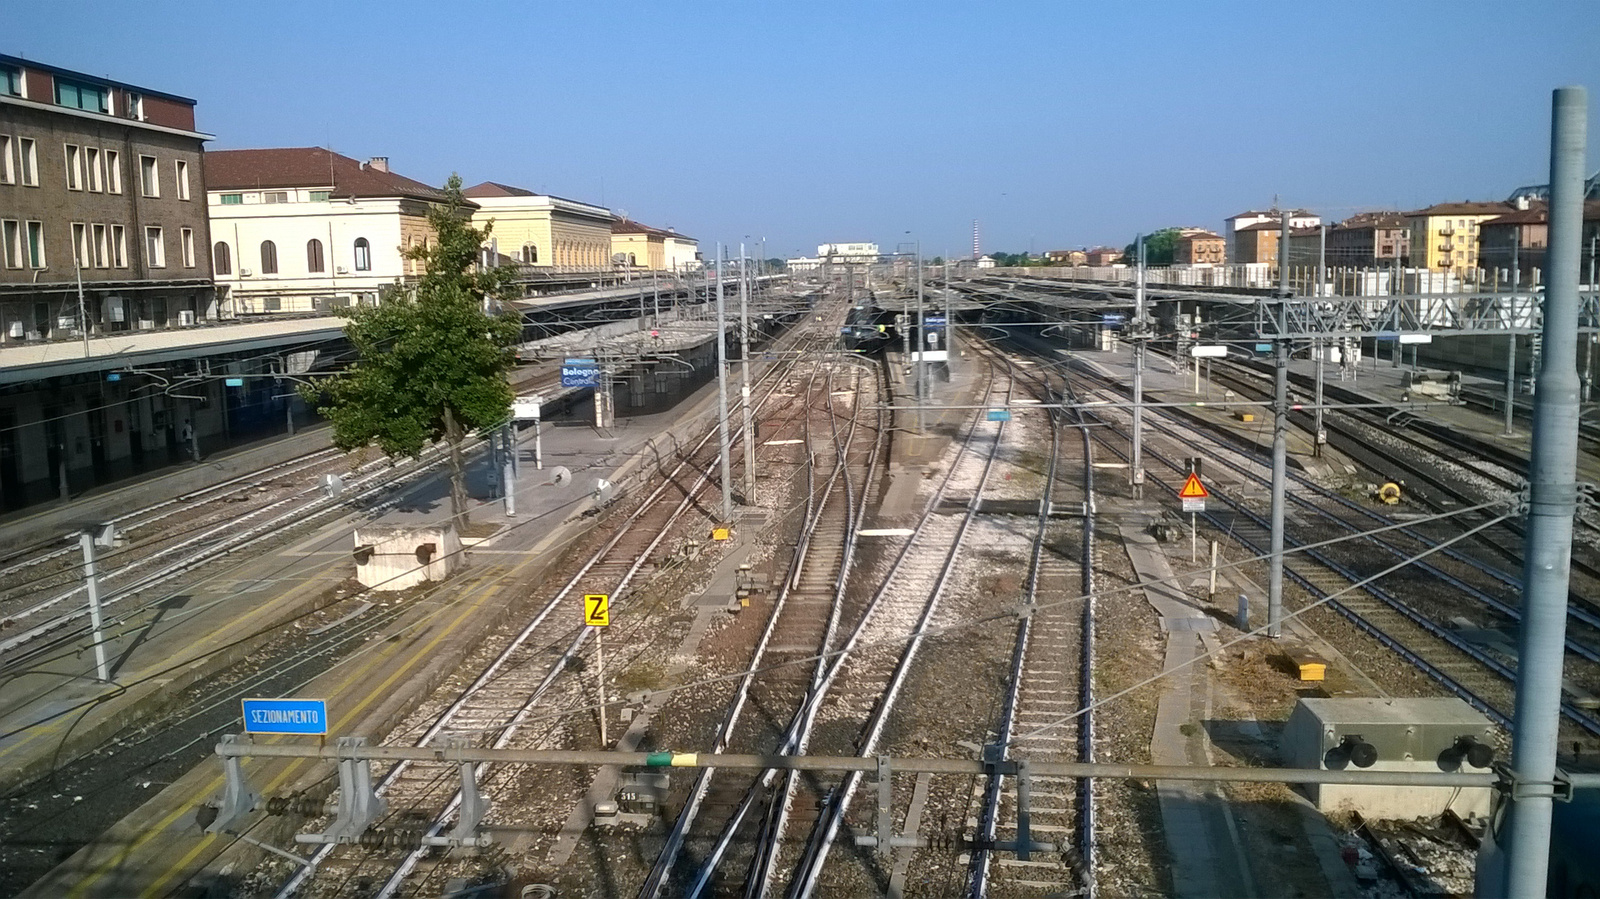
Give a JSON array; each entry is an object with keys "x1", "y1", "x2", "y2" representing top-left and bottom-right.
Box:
[
  {"x1": 610, "y1": 218, "x2": 699, "y2": 272},
  {"x1": 1, "y1": 54, "x2": 217, "y2": 346},
  {"x1": 207, "y1": 149, "x2": 475, "y2": 315},
  {"x1": 462, "y1": 181, "x2": 615, "y2": 271}
]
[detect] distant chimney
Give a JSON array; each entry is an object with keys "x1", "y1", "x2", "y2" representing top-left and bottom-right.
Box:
[{"x1": 367, "y1": 157, "x2": 389, "y2": 173}]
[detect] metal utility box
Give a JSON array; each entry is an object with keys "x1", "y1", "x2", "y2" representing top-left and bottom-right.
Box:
[{"x1": 1282, "y1": 697, "x2": 1495, "y2": 819}]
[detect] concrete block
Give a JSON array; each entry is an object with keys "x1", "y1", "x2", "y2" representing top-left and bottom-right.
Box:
[
  {"x1": 1282, "y1": 697, "x2": 1494, "y2": 819},
  {"x1": 353, "y1": 524, "x2": 461, "y2": 591}
]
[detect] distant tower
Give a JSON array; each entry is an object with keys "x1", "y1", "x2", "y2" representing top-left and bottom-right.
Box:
[{"x1": 972, "y1": 220, "x2": 980, "y2": 260}]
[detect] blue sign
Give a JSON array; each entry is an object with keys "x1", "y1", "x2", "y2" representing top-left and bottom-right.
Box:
[
  {"x1": 987, "y1": 409, "x2": 1012, "y2": 422},
  {"x1": 561, "y1": 361, "x2": 601, "y2": 388},
  {"x1": 925, "y1": 316, "x2": 947, "y2": 326},
  {"x1": 225, "y1": 377, "x2": 245, "y2": 387},
  {"x1": 106, "y1": 373, "x2": 122, "y2": 382},
  {"x1": 1255, "y1": 343, "x2": 1273, "y2": 353},
  {"x1": 242, "y1": 698, "x2": 328, "y2": 735}
]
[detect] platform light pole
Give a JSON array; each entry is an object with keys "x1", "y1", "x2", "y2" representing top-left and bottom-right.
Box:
[
  {"x1": 915, "y1": 239, "x2": 926, "y2": 434},
  {"x1": 1130, "y1": 234, "x2": 1146, "y2": 497},
  {"x1": 715, "y1": 244, "x2": 733, "y2": 522},
  {"x1": 739, "y1": 242, "x2": 756, "y2": 504},
  {"x1": 1267, "y1": 211, "x2": 1292, "y2": 639},
  {"x1": 1503, "y1": 84, "x2": 1586, "y2": 899}
]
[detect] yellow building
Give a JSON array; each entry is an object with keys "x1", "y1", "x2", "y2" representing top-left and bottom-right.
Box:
[
  {"x1": 461, "y1": 182, "x2": 614, "y2": 270},
  {"x1": 1403, "y1": 202, "x2": 1509, "y2": 272},
  {"x1": 611, "y1": 219, "x2": 697, "y2": 271}
]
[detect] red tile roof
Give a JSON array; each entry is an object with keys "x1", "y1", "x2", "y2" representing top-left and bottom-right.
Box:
[
  {"x1": 205, "y1": 148, "x2": 464, "y2": 204},
  {"x1": 612, "y1": 219, "x2": 693, "y2": 241},
  {"x1": 462, "y1": 181, "x2": 539, "y2": 198},
  {"x1": 1404, "y1": 201, "x2": 1511, "y2": 217}
]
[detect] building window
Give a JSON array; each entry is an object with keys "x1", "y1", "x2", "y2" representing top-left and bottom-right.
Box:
[
  {"x1": 522, "y1": 243, "x2": 538, "y2": 264},
  {"x1": 307, "y1": 239, "x2": 325, "y2": 273},
  {"x1": 0, "y1": 135, "x2": 11, "y2": 184},
  {"x1": 263, "y1": 191, "x2": 288, "y2": 204},
  {"x1": 310, "y1": 190, "x2": 331, "y2": 202},
  {"x1": 175, "y1": 160, "x2": 190, "y2": 200},
  {"x1": 181, "y1": 228, "x2": 195, "y2": 267},
  {"x1": 145, "y1": 227, "x2": 165, "y2": 267},
  {"x1": 92, "y1": 224, "x2": 107, "y2": 267},
  {"x1": 26, "y1": 221, "x2": 45, "y2": 268},
  {"x1": 1, "y1": 65, "x2": 20, "y2": 97},
  {"x1": 213, "y1": 241, "x2": 231, "y2": 275},
  {"x1": 105, "y1": 149, "x2": 120, "y2": 193},
  {"x1": 72, "y1": 222, "x2": 88, "y2": 266},
  {"x1": 18, "y1": 138, "x2": 36, "y2": 186},
  {"x1": 1, "y1": 220, "x2": 19, "y2": 268},
  {"x1": 64, "y1": 144, "x2": 82, "y2": 190},
  {"x1": 125, "y1": 92, "x2": 143, "y2": 121},
  {"x1": 55, "y1": 78, "x2": 109, "y2": 113},
  {"x1": 353, "y1": 237, "x2": 371, "y2": 271},
  {"x1": 85, "y1": 146, "x2": 102, "y2": 191},
  {"x1": 110, "y1": 225, "x2": 126, "y2": 267},
  {"x1": 220, "y1": 193, "x2": 242, "y2": 205},
  {"x1": 260, "y1": 240, "x2": 278, "y2": 274},
  {"x1": 139, "y1": 155, "x2": 158, "y2": 197},
  {"x1": 263, "y1": 297, "x2": 282, "y2": 312}
]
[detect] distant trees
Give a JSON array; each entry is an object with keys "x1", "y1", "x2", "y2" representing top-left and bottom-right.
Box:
[
  {"x1": 988, "y1": 251, "x2": 1037, "y2": 267},
  {"x1": 305, "y1": 175, "x2": 523, "y2": 530},
  {"x1": 1122, "y1": 228, "x2": 1180, "y2": 266}
]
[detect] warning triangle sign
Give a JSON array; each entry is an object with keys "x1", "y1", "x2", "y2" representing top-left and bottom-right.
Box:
[{"x1": 1178, "y1": 472, "x2": 1209, "y2": 499}]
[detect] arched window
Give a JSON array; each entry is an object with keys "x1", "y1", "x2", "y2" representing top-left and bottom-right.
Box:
[
  {"x1": 260, "y1": 240, "x2": 277, "y2": 275},
  {"x1": 521, "y1": 243, "x2": 538, "y2": 264},
  {"x1": 353, "y1": 237, "x2": 371, "y2": 271},
  {"x1": 306, "y1": 239, "x2": 325, "y2": 273},
  {"x1": 213, "y1": 242, "x2": 231, "y2": 275}
]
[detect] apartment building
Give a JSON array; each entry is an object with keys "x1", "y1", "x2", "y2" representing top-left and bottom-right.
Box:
[
  {"x1": 1224, "y1": 208, "x2": 1318, "y2": 262},
  {"x1": 1324, "y1": 212, "x2": 1410, "y2": 268},
  {"x1": 0, "y1": 54, "x2": 214, "y2": 344},
  {"x1": 1173, "y1": 229, "x2": 1225, "y2": 265},
  {"x1": 206, "y1": 148, "x2": 472, "y2": 313},
  {"x1": 1403, "y1": 202, "x2": 1509, "y2": 272},
  {"x1": 1232, "y1": 221, "x2": 1282, "y2": 266},
  {"x1": 462, "y1": 181, "x2": 615, "y2": 271},
  {"x1": 1084, "y1": 247, "x2": 1123, "y2": 266},
  {"x1": 1477, "y1": 200, "x2": 1600, "y2": 281}
]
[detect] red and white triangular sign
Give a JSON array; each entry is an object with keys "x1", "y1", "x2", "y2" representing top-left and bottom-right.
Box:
[{"x1": 1178, "y1": 472, "x2": 1209, "y2": 499}]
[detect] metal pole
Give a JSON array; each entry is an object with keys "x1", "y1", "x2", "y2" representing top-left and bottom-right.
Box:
[
  {"x1": 916, "y1": 241, "x2": 925, "y2": 434},
  {"x1": 739, "y1": 243, "x2": 755, "y2": 504},
  {"x1": 1313, "y1": 336, "x2": 1325, "y2": 458},
  {"x1": 79, "y1": 531, "x2": 111, "y2": 682},
  {"x1": 595, "y1": 629, "x2": 608, "y2": 748},
  {"x1": 534, "y1": 417, "x2": 543, "y2": 471},
  {"x1": 1317, "y1": 223, "x2": 1326, "y2": 299},
  {"x1": 715, "y1": 244, "x2": 733, "y2": 522},
  {"x1": 1506, "y1": 234, "x2": 1520, "y2": 437},
  {"x1": 945, "y1": 259, "x2": 955, "y2": 369},
  {"x1": 1503, "y1": 84, "x2": 1586, "y2": 899},
  {"x1": 1131, "y1": 235, "x2": 1145, "y2": 496},
  {"x1": 76, "y1": 250, "x2": 90, "y2": 358},
  {"x1": 501, "y1": 425, "x2": 515, "y2": 517},
  {"x1": 1268, "y1": 212, "x2": 1291, "y2": 639}
]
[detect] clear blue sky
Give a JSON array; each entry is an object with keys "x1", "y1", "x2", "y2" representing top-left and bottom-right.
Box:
[{"x1": 12, "y1": 0, "x2": 1599, "y2": 259}]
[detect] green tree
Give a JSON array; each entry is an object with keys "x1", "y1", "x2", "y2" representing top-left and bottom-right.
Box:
[
  {"x1": 306, "y1": 174, "x2": 523, "y2": 530},
  {"x1": 1122, "y1": 228, "x2": 1180, "y2": 266}
]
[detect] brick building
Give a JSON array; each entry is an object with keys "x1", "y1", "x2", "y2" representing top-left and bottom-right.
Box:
[
  {"x1": 1173, "y1": 229, "x2": 1224, "y2": 265},
  {"x1": 1, "y1": 54, "x2": 215, "y2": 344}
]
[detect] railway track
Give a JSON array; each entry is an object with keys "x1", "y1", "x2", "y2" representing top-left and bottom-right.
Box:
[
  {"x1": 964, "y1": 343, "x2": 1096, "y2": 899},
  {"x1": 267, "y1": 298, "x2": 849, "y2": 898},
  {"x1": 639, "y1": 354, "x2": 884, "y2": 898},
  {"x1": 775, "y1": 364, "x2": 1010, "y2": 898},
  {"x1": 1061, "y1": 356, "x2": 1600, "y2": 739}
]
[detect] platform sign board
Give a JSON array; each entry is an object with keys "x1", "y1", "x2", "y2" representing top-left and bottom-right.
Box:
[
  {"x1": 1178, "y1": 471, "x2": 1209, "y2": 513},
  {"x1": 1190, "y1": 345, "x2": 1229, "y2": 358},
  {"x1": 512, "y1": 394, "x2": 543, "y2": 420},
  {"x1": 561, "y1": 359, "x2": 601, "y2": 388},
  {"x1": 242, "y1": 698, "x2": 328, "y2": 735},
  {"x1": 583, "y1": 594, "x2": 610, "y2": 627},
  {"x1": 986, "y1": 409, "x2": 1012, "y2": 422},
  {"x1": 225, "y1": 377, "x2": 245, "y2": 387}
]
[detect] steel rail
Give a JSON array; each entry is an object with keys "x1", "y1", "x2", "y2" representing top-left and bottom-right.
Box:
[{"x1": 787, "y1": 370, "x2": 1009, "y2": 899}]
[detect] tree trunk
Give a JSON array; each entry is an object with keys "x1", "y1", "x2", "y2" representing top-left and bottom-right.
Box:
[{"x1": 442, "y1": 404, "x2": 469, "y2": 531}]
